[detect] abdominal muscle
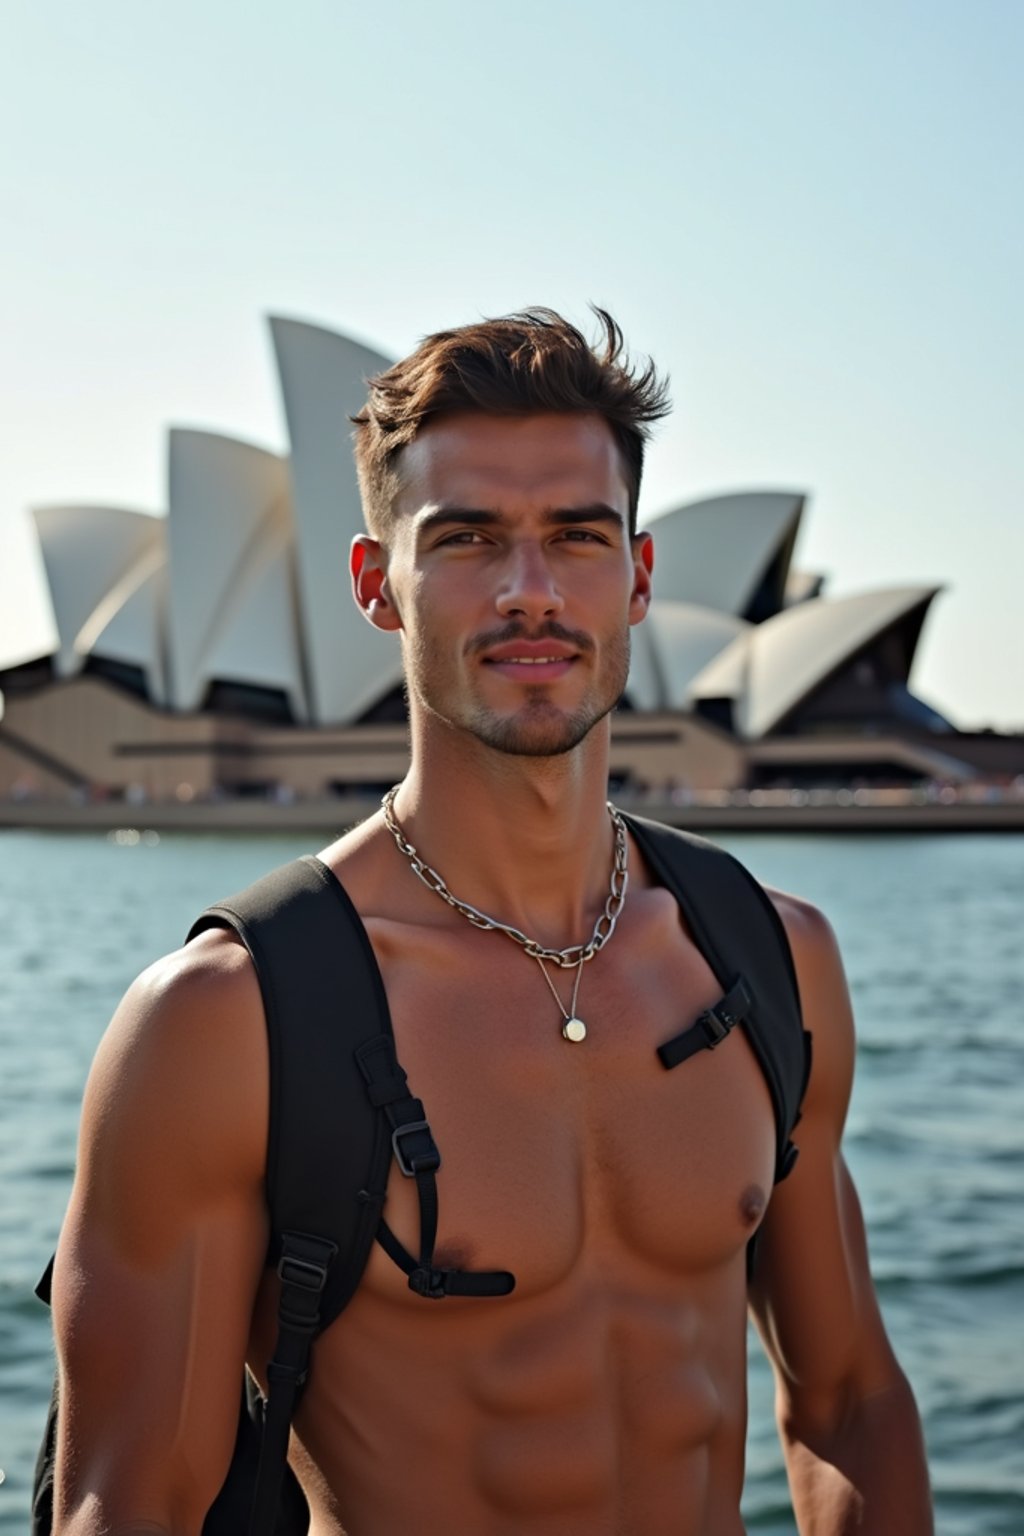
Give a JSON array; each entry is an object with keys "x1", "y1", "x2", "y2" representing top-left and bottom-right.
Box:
[{"x1": 286, "y1": 1255, "x2": 751, "y2": 1536}]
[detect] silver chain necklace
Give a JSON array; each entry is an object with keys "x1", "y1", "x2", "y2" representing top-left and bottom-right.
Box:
[{"x1": 381, "y1": 785, "x2": 629, "y2": 1043}]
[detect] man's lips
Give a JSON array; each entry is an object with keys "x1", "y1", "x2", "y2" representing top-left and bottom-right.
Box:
[
  {"x1": 482, "y1": 641, "x2": 578, "y2": 663},
  {"x1": 481, "y1": 641, "x2": 579, "y2": 681}
]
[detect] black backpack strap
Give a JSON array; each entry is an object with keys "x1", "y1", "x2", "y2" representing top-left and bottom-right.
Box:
[
  {"x1": 249, "y1": 1231, "x2": 337, "y2": 1536},
  {"x1": 622, "y1": 813, "x2": 812, "y2": 1185},
  {"x1": 187, "y1": 855, "x2": 396, "y2": 1326},
  {"x1": 657, "y1": 976, "x2": 753, "y2": 1068},
  {"x1": 188, "y1": 852, "x2": 514, "y2": 1532},
  {"x1": 187, "y1": 855, "x2": 394, "y2": 1533},
  {"x1": 355, "y1": 1035, "x2": 515, "y2": 1300}
]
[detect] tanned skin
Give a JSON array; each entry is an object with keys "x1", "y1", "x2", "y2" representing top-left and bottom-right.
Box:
[{"x1": 51, "y1": 412, "x2": 932, "y2": 1534}]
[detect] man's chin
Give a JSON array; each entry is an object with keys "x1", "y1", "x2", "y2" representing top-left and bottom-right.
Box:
[{"x1": 468, "y1": 702, "x2": 609, "y2": 758}]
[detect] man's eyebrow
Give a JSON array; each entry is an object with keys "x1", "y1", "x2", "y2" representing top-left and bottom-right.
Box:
[
  {"x1": 415, "y1": 503, "x2": 625, "y2": 534},
  {"x1": 415, "y1": 507, "x2": 501, "y2": 534},
  {"x1": 545, "y1": 504, "x2": 625, "y2": 528}
]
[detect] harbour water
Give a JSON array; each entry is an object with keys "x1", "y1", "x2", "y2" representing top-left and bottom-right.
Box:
[{"x1": 1, "y1": 828, "x2": 1021, "y2": 1533}]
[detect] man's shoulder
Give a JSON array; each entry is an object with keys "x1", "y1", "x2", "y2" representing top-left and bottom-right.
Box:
[
  {"x1": 92, "y1": 929, "x2": 268, "y2": 1144},
  {"x1": 66, "y1": 928, "x2": 269, "y2": 1259},
  {"x1": 757, "y1": 883, "x2": 841, "y2": 984},
  {"x1": 133, "y1": 925, "x2": 265, "y2": 1040},
  {"x1": 755, "y1": 883, "x2": 856, "y2": 1110},
  {"x1": 759, "y1": 883, "x2": 833, "y2": 952},
  {"x1": 626, "y1": 810, "x2": 831, "y2": 935}
]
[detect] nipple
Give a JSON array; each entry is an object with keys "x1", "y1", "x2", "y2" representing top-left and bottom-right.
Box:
[{"x1": 739, "y1": 1184, "x2": 767, "y2": 1227}]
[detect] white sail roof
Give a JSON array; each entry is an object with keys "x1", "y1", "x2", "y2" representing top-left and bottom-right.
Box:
[
  {"x1": 688, "y1": 585, "x2": 941, "y2": 739},
  {"x1": 640, "y1": 602, "x2": 751, "y2": 710},
  {"x1": 31, "y1": 504, "x2": 165, "y2": 686},
  {"x1": 77, "y1": 550, "x2": 169, "y2": 704},
  {"x1": 166, "y1": 430, "x2": 306, "y2": 718},
  {"x1": 647, "y1": 491, "x2": 804, "y2": 617},
  {"x1": 270, "y1": 316, "x2": 400, "y2": 723}
]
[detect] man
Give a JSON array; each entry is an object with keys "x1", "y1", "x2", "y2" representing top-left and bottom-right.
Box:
[{"x1": 51, "y1": 309, "x2": 932, "y2": 1533}]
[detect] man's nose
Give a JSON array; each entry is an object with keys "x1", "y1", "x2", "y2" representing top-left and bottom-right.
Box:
[{"x1": 495, "y1": 542, "x2": 565, "y2": 621}]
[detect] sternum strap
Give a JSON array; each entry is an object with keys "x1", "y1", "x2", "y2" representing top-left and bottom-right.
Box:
[{"x1": 355, "y1": 1035, "x2": 515, "y2": 1301}]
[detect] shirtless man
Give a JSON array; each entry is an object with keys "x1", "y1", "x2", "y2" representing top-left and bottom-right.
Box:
[{"x1": 51, "y1": 309, "x2": 932, "y2": 1534}]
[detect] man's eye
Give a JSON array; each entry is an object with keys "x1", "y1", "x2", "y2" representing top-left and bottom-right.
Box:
[
  {"x1": 440, "y1": 530, "x2": 487, "y2": 546},
  {"x1": 558, "y1": 528, "x2": 604, "y2": 543}
]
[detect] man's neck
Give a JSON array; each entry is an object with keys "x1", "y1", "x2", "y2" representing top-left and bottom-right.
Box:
[{"x1": 391, "y1": 724, "x2": 618, "y2": 951}]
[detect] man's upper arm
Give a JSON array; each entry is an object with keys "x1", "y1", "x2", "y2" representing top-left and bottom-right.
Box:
[
  {"x1": 52, "y1": 931, "x2": 270, "y2": 1534},
  {"x1": 749, "y1": 894, "x2": 904, "y2": 1437}
]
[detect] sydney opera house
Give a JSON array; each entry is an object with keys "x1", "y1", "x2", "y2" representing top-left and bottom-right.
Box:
[{"x1": 1, "y1": 316, "x2": 1020, "y2": 816}]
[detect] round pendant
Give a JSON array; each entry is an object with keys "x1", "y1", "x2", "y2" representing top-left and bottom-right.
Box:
[{"x1": 562, "y1": 1017, "x2": 587, "y2": 1043}]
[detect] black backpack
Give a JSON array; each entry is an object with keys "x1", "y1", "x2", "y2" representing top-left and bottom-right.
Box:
[{"x1": 32, "y1": 812, "x2": 811, "y2": 1535}]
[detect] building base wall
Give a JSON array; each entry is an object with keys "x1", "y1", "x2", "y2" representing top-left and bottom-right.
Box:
[{"x1": 2, "y1": 675, "x2": 1020, "y2": 812}]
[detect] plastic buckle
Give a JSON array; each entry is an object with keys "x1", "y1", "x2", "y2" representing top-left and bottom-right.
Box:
[
  {"x1": 701, "y1": 1009, "x2": 731, "y2": 1048},
  {"x1": 277, "y1": 1253, "x2": 328, "y2": 1292},
  {"x1": 391, "y1": 1120, "x2": 441, "y2": 1178},
  {"x1": 408, "y1": 1265, "x2": 449, "y2": 1299}
]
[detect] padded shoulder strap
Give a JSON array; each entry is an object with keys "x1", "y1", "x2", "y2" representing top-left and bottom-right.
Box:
[
  {"x1": 622, "y1": 813, "x2": 812, "y2": 1183},
  {"x1": 186, "y1": 854, "x2": 393, "y2": 1326}
]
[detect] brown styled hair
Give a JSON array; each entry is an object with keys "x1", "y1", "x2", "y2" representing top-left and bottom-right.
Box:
[{"x1": 351, "y1": 306, "x2": 670, "y2": 538}]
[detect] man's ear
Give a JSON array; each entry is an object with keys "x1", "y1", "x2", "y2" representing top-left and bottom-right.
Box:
[
  {"x1": 628, "y1": 531, "x2": 654, "y2": 625},
  {"x1": 351, "y1": 536, "x2": 403, "y2": 632}
]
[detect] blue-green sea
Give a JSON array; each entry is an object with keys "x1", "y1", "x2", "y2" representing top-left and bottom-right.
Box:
[{"x1": 1, "y1": 829, "x2": 1022, "y2": 1533}]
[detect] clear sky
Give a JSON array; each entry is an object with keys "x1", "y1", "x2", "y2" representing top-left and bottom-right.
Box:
[{"x1": 1, "y1": 0, "x2": 1021, "y2": 728}]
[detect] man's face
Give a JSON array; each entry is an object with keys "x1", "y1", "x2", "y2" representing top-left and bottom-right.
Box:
[{"x1": 355, "y1": 412, "x2": 653, "y2": 758}]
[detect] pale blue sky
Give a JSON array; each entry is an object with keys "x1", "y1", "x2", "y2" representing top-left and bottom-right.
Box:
[{"x1": 2, "y1": 0, "x2": 1021, "y2": 726}]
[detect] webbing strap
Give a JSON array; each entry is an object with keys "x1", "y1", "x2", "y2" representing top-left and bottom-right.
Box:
[
  {"x1": 623, "y1": 814, "x2": 809, "y2": 1197},
  {"x1": 376, "y1": 1217, "x2": 516, "y2": 1299},
  {"x1": 356, "y1": 1034, "x2": 516, "y2": 1301},
  {"x1": 249, "y1": 1232, "x2": 336, "y2": 1536},
  {"x1": 657, "y1": 976, "x2": 752, "y2": 1070}
]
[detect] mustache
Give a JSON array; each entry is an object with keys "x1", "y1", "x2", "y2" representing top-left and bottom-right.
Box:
[{"x1": 467, "y1": 621, "x2": 594, "y2": 658}]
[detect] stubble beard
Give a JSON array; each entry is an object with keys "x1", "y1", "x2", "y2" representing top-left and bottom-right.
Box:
[{"x1": 408, "y1": 627, "x2": 632, "y2": 759}]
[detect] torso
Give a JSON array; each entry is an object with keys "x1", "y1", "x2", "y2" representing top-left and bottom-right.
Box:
[{"x1": 246, "y1": 827, "x2": 778, "y2": 1536}]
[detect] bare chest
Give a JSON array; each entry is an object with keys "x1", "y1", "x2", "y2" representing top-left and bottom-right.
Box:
[{"x1": 360, "y1": 893, "x2": 777, "y2": 1300}]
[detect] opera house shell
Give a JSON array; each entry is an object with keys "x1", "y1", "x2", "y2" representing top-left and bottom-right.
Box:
[{"x1": 1, "y1": 315, "x2": 1014, "y2": 810}]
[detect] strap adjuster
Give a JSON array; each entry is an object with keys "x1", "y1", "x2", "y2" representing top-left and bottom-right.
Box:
[
  {"x1": 408, "y1": 1265, "x2": 450, "y2": 1299},
  {"x1": 277, "y1": 1253, "x2": 329, "y2": 1292},
  {"x1": 391, "y1": 1119, "x2": 441, "y2": 1178},
  {"x1": 700, "y1": 1008, "x2": 731, "y2": 1048}
]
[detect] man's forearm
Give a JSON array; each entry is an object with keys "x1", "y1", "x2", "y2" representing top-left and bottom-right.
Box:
[{"x1": 781, "y1": 1373, "x2": 933, "y2": 1535}]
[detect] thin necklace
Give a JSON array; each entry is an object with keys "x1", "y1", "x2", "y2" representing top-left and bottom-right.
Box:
[
  {"x1": 534, "y1": 951, "x2": 588, "y2": 1043},
  {"x1": 381, "y1": 786, "x2": 628, "y2": 1042}
]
